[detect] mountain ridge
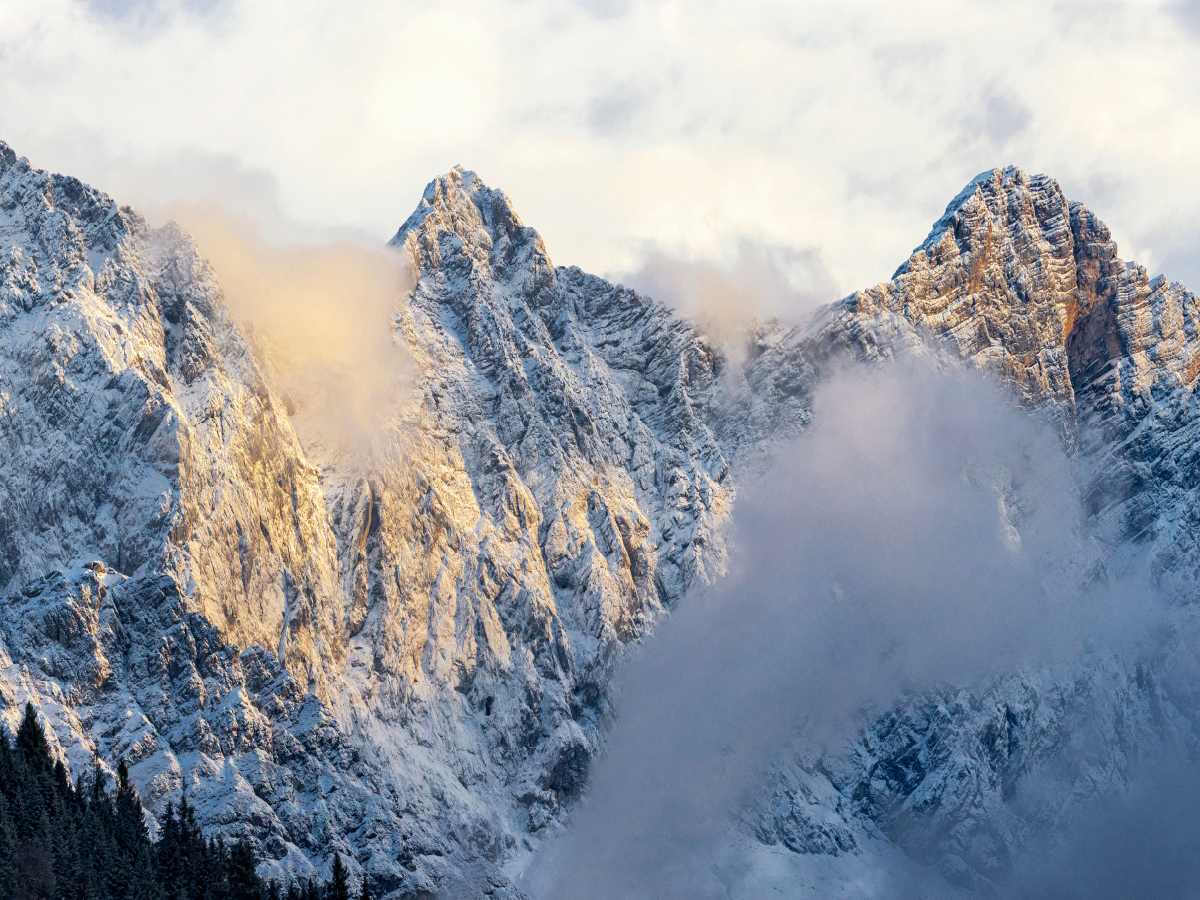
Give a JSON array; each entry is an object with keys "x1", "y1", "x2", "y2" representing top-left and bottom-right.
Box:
[{"x1": 1, "y1": 142, "x2": 1198, "y2": 896}]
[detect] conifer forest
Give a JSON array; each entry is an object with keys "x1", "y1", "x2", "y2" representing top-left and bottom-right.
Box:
[{"x1": 0, "y1": 705, "x2": 362, "y2": 900}]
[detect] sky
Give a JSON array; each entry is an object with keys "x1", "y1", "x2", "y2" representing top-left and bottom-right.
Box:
[{"x1": 1, "y1": 0, "x2": 1199, "y2": 310}]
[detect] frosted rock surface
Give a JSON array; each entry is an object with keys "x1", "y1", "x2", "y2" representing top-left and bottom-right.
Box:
[
  {"x1": 2, "y1": 145, "x2": 1199, "y2": 895},
  {"x1": 0, "y1": 150, "x2": 817, "y2": 896},
  {"x1": 761, "y1": 166, "x2": 1200, "y2": 889}
]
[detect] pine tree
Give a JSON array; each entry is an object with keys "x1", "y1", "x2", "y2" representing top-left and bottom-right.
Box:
[
  {"x1": 227, "y1": 839, "x2": 261, "y2": 900},
  {"x1": 77, "y1": 770, "x2": 113, "y2": 900},
  {"x1": 179, "y1": 794, "x2": 207, "y2": 900},
  {"x1": 14, "y1": 759, "x2": 45, "y2": 844},
  {"x1": 114, "y1": 760, "x2": 150, "y2": 853},
  {"x1": 203, "y1": 836, "x2": 229, "y2": 900},
  {"x1": 327, "y1": 854, "x2": 349, "y2": 900},
  {"x1": 48, "y1": 760, "x2": 78, "y2": 900},
  {"x1": 157, "y1": 801, "x2": 182, "y2": 900},
  {"x1": 0, "y1": 723, "x2": 273, "y2": 900},
  {"x1": 358, "y1": 874, "x2": 370, "y2": 900},
  {"x1": 12, "y1": 837, "x2": 54, "y2": 900},
  {"x1": 50, "y1": 800, "x2": 81, "y2": 900},
  {"x1": 130, "y1": 842, "x2": 165, "y2": 900},
  {"x1": 0, "y1": 792, "x2": 17, "y2": 900},
  {"x1": 15, "y1": 706, "x2": 50, "y2": 774}
]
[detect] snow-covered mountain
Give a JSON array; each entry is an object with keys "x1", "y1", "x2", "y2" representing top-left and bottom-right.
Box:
[
  {"x1": 0, "y1": 146, "x2": 1196, "y2": 896},
  {"x1": 750, "y1": 167, "x2": 1200, "y2": 893}
]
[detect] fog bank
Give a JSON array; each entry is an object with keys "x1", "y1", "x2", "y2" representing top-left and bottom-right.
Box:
[
  {"x1": 524, "y1": 363, "x2": 1163, "y2": 900},
  {"x1": 615, "y1": 240, "x2": 839, "y2": 358}
]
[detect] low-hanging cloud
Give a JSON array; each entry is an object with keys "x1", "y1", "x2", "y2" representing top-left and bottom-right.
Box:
[
  {"x1": 985, "y1": 725, "x2": 1200, "y2": 900},
  {"x1": 53, "y1": 143, "x2": 417, "y2": 455},
  {"x1": 997, "y1": 751, "x2": 1200, "y2": 900},
  {"x1": 616, "y1": 239, "x2": 840, "y2": 356},
  {"x1": 166, "y1": 206, "x2": 415, "y2": 455},
  {"x1": 523, "y1": 362, "x2": 1166, "y2": 900}
]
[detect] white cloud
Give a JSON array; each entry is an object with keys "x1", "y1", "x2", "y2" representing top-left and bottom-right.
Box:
[
  {"x1": 2, "y1": 0, "x2": 1198, "y2": 297},
  {"x1": 522, "y1": 362, "x2": 1160, "y2": 899}
]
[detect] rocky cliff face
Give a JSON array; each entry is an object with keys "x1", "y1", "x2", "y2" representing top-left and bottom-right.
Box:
[
  {"x1": 2, "y1": 145, "x2": 1199, "y2": 897},
  {"x1": 823, "y1": 167, "x2": 1200, "y2": 591},
  {"x1": 0, "y1": 144, "x2": 344, "y2": 688},
  {"x1": 751, "y1": 166, "x2": 1200, "y2": 891},
  {"x1": 0, "y1": 148, "x2": 819, "y2": 897}
]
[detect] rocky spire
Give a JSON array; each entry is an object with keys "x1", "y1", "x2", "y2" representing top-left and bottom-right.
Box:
[{"x1": 390, "y1": 166, "x2": 552, "y2": 283}]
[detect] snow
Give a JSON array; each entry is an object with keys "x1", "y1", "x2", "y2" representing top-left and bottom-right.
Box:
[{"x1": 1, "y1": 144, "x2": 1199, "y2": 896}]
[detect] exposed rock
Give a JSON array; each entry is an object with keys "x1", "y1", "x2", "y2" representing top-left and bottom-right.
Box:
[
  {"x1": 3, "y1": 145, "x2": 1200, "y2": 896},
  {"x1": 0, "y1": 150, "x2": 816, "y2": 895},
  {"x1": 760, "y1": 166, "x2": 1200, "y2": 888}
]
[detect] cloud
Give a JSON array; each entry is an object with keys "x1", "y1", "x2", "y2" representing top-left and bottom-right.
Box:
[
  {"x1": 574, "y1": 0, "x2": 633, "y2": 20},
  {"x1": 1173, "y1": 0, "x2": 1200, "y2": 34},
  {"x1": 1, "y1": 1, "x2": 1198, "y2": 296},
  {"x1": 614, "y1": 239, "x2": 839, "y2": 355},
  {"x1": 48, "y1": 142, "x2": 288, "y2": 230},
  {"x1": 998, "y1": 751, "x2": 1200, "y2": 900},
  {"x1": 84, "y1": 0, "x2": 226, "y2": 24},
  {"x1": 587, "y1": 84, "x2": 651, "y2": 139},
  {"x1": 981, "y1": 92, "x2": 1034, "y2": 145},
  {"x1": 27, "y1": 141, "x2": 418, "y2": 455},
  {"x1": 522, "y1": 362, "x2": 1157, "y2": 900},
  {"x1": 164, "y1": 206, "x2": 414, "y2": 456}
]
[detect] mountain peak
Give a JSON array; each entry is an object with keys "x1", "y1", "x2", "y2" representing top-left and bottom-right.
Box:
[
  {"x1": 391, "y1": 166, "x2": 525, "y2": 244},
  {"x1": 842, "y1": 165, "x2": 1102, "y2": 408},
  {"x1": 389, "y1": 166, "x2": 550, "y2": 276},
  {"x1": 912, "y1": 165, "x2": 1067, "y2": 267},
  {"x1": 5, "y1": 139, "x2": 1200, "y2": 899}
]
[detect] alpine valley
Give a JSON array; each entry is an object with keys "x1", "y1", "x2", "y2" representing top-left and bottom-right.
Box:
[{"x1": 2, "y1": 142, "x2": 1199, "y2": 897}]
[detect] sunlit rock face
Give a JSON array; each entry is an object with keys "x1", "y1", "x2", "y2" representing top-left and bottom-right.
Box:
[
  {"x1": 0, "y1": 144, "x2": 344, "y2": 689},
  {"x1": 3, "y1": 142, "x2": 1200, "y2": 898},
  {"x1": 761, "y1": 167, "x2": 1200, "y2": 890},
  {"x1": 308, "y1": 167, "x2": 797, "y2": 894},
  {"x1": 819, "y1": 166, "x2": 1200, "y2": 596},
  {"x1": 0, "y1": 147, "x2": 820, "y2": 897},
  {"x1": 827, "y1": 167, "x2": 1082, "y2": 405}
]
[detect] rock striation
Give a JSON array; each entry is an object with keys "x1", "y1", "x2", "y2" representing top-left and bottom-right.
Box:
[
  {"x1": 755, "y1": 166, "x2": 1200, "y2": 890},
  {"x1": 0, "y1": 148, "x2": 818, "y2": 896},
  {"x1": 821, "y1": 166, "x2": 1200, "y2": 597}
]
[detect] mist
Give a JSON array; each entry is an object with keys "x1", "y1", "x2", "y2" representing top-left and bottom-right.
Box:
[
  {"x1": 616, "y1": 240, "x2": 839, "y2": 356},
  {"x1": 164, "y1": 206, "x2": 415, "y2": 456},
  {"x1": 523, "y1": 362, "x2": 1167, "y2": 900},
  {"x1": 997, "y1": 752, "x2": 1200, "y2": 900}
]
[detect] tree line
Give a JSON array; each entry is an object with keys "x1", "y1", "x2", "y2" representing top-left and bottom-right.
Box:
[{"x1": 0, "y1": 704, "x2": 365, "y2": 900}]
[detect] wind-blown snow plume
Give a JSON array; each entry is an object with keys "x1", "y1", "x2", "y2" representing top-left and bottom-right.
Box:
[
  {"x1": 165, "y1": 206, "x2": 415, "y2": 453},
  {"x1": 525, "y1": 363, "x2": 1158, "y2": 900}
]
